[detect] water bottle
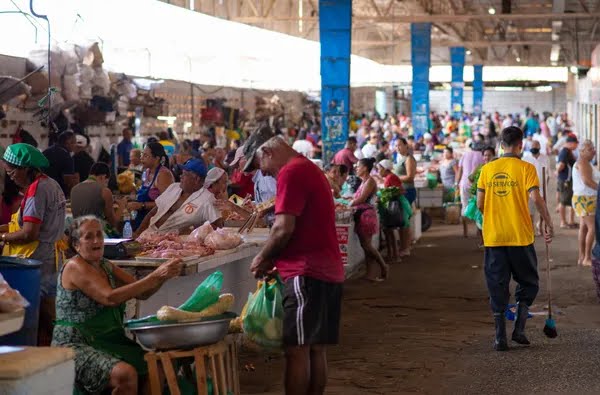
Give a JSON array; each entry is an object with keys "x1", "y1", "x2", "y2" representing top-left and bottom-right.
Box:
[{"x1": 122, "y1": 215, "x2": 133, "y2": 239}]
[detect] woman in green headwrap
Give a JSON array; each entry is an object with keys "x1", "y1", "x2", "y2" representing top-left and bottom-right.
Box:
[{"x1": 1, "y1": 143, "x2": 68, "y2": 345}]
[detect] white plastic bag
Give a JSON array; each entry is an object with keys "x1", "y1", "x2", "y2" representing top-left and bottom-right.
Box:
[
  {"x1": 204, "y1": 229, "x2": 243, "y2": 250},
  {"x1": 188, "y1": 221, "x2": 214, "y2": 243}
]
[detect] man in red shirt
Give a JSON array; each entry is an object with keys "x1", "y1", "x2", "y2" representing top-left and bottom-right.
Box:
[
  {"x1": 332, "y1": 136, "x2": 359, "y2": 174},
  {"x1": 244, "y1": 128, "x2": 344, "y2": 395}
]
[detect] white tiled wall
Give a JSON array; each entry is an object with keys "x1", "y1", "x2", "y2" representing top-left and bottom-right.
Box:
[{"x1": 429, "y1": 86, "x2": 567, "y2": 115}]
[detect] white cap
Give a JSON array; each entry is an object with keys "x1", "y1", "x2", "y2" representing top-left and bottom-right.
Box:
[
  {"x1": 204, "y1": 167, "x2": 226, "y2": 188},
  {"x1": 423, "y1": 132, "x2": 433, "y2": 140},
  {"x1": 378, "y1": 159, "x2": 393, "y2": 171}
]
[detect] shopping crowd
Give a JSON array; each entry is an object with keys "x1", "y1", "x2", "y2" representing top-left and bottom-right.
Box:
[{"x1": 0, "y1": 105, "x2": 593, "y2": 393}]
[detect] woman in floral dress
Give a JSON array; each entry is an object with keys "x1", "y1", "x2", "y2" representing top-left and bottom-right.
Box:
[{"x1": 52, "y1": 216, "x2": 183, "y2": 394}]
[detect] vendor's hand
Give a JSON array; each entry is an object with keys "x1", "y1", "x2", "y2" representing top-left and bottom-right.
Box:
[
  {"x1": 116, "y1": 197, "x2": 128, "y2": 210},
  {"x1": 127, "y1": 202, "x2": 143, "y2": 211},
  {"x1": 152, "y1": 258, "x2": 184, "y2": 281},
  {"x1": 250, "y1": 254, "x2": 274, "y2": 279}
]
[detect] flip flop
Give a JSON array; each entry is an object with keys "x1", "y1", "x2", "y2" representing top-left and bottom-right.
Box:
[{"x1": 363, "y1": 277, "x2": 385, "y2": 283}]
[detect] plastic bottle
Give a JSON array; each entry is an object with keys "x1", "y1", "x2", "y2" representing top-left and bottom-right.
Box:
[{"x1": 122, "y1": 215, "x2": 133, "y2": 239}]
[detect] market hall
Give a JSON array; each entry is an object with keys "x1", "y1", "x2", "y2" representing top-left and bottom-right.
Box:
[{"x1": 0, "y1": 0, "x2": 599, "y2": 393}]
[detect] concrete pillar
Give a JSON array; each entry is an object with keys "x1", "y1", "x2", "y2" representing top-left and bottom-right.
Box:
[
  {"x1": 411, "y1": 23, "x2": 432, "y2": 139},
  {"x1": 319, "y1": 0, "x2": 351, "y2": 163}
]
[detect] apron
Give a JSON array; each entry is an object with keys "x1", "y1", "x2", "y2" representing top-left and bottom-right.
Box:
[
  {"x1": 133, "y1": 165, "x2": 162, "y2": 230},
  {"x1": 54, "y1": 260, "x2": 147, "y2": 395},
  {"x1": 3, "y1": 189, "x2": 67, "y2": 270},
  {"x1": 2, "y1": 210, "x2": 39, "y2": 257}
]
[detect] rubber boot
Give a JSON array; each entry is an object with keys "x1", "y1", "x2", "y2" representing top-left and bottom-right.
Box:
[
  {"x1": 494, "y1": 313, "x2": 509, "y2": 351},
  {"x1": 512, "y1": 302, "x2": 531, "y2": 345}
]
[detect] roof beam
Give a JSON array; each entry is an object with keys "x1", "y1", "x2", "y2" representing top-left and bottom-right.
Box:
[
  {"x1": 233, "y1": 12, "x2": 600, "y2": 24},
  {"x1": 351, "y1": 40, "x2": 599, "y2": 48}
]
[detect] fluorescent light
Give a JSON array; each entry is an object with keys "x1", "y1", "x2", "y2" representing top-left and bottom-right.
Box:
[
  {"x1": 157, "y1": 116, "x2": 177, "y2": 122},
  {"x1": 488, "y1": 7, "x2": 496, "y2": 14},
  {"x1": 535, "y1": 86, "x2": 553, "y2": 92}
]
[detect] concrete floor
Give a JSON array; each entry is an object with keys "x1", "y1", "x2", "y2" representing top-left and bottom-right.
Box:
[{"x1": 239, "y1": 204, "x2": 600, "y2": 394}]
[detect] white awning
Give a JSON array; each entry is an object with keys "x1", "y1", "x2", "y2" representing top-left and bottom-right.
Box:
[{"x1": 0, "y1": 0, "x2": 568, "y2": 91}]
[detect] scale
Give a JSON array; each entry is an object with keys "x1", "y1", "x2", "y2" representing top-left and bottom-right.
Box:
[{"x1": 103, "y1": 238, "x2": 142, "y2": 259}]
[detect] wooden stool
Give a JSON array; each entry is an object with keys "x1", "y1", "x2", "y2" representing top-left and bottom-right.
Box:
[{"x1": 144, "y1": 335, "x2": 240, "y2": 395}]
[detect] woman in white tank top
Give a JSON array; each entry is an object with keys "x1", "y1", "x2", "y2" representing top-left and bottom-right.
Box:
[{"x1": 572, "y1": 139, "x2": 599, "y2": 266}]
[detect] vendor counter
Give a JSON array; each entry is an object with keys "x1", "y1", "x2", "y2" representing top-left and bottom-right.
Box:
[
  {"x1": 115, "y1": 232, "x2": 269, "y2": 317},
  {"x1": 115, "y1": 220, "x2": 382, "y2": 320}
]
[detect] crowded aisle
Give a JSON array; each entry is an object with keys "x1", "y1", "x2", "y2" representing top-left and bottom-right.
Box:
[{"x1": 1, "y1": 0, "x2": 600, "y2": 394}]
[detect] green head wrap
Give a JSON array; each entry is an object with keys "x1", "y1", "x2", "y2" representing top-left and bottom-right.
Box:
[{"x1": 3, "y1": 143, "x2": 49, "y2": 168}]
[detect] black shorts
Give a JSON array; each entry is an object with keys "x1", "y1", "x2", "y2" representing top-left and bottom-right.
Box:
[
  {"x1": 282, "y1": 276, "x2": 343, "y2": 347},
  {"x1": 558, "y1": 180, "x2": 573, "y2": 206}
]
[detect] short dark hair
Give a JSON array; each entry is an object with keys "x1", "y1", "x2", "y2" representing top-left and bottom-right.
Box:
[
  {"x1": 347, "y1": 136, "x2": 357, "y2": 145},
  {"x1": 90, "y1": 162, "x2": 110, "y2": 177},
  {"x1": 358, "y1": 157, "x2": 376, "y2": 172},
  {"x1": 58, "y1": 131, "x2": 75, "y2": 145},
  {"x1": 501, "y1": 126, "x2": 524, "y2": 147},
  {"x1": 338, "y1": 164, "x2": 349, "y2": 176},
  {"x1": 483, "y1": 146, "x2": 496, "y2": 156},
  {"x1": 445, "y1": 146, "x2": 453, "y2": 154}
]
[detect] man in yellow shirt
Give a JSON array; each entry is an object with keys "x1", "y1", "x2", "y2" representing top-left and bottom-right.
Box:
[{"x1": 477, "y1": 126, "x2": 554, "y2": 351}]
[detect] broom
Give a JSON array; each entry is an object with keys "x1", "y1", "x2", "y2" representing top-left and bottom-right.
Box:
[{"x1": 541, "y1": 167, "x2": 558, "y2": 338}]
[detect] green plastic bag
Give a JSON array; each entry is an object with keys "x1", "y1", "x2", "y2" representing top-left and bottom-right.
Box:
[
  {"x1": 464, "y1": 197, "x2": 479, "y2": 220},
  {"x1": 399, "y1": 195, "x2": 412, "y2": 229},
  {"x1": 125, "y1": 271, "x2": 224, "y2": 327},
  {"x1": 426, "y1": 173, "x2": 439, "y2": 189},
  {"x1": 242, "y1": 277, "x2": 284, "y2": 349},
  {"x1": 178, "y1": 271, "x2": 223, "y2": 312}
]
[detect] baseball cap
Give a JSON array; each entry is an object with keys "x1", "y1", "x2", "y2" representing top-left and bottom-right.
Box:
[
  {"x1": 242, "y1": 125, "x2": 275, "y2": 173},
  {"x1": 228, "y1": 147, "x2": 245, "y2": 167},
  {"x1": 378, "y1": 159, "x2": 394, "y2": 171},
  {"x1": 180, "y1": 158, "x2": 207, "y2": 178}
]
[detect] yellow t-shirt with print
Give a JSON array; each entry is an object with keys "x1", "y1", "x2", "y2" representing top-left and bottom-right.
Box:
[{"x1": 477, "y1": 155, "x2": 540, "y2": 247}]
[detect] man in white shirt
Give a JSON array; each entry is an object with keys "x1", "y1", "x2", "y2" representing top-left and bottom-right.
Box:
[
  {"x1": 361, "y1": 132, "x2": 379, "y2": 158},
  {"x1": 135, "y1": 159, "x2": 222, "y2": 237},
  {"x1": 523, "y1": 140, "x2": 549, "y2": 235},
  {"x1": 532, "y1": 131, "x2": 550, "y2": 156}
]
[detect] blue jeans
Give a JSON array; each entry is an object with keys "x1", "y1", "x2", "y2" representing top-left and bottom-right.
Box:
[{"x1": 404, "y1": 188, "x2": 417, "y2": 205}]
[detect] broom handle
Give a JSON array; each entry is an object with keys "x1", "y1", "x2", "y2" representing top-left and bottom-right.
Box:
[{"x1": 542, "y1": 167, "x2": 552, "y2": 317}]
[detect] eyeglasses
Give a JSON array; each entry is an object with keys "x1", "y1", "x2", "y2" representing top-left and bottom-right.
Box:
[{"x1": 5, "y1": 166, "x2": 23, "y2": 177}]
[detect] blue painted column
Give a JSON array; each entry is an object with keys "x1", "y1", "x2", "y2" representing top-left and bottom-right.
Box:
[
  {"x1": 411, "y1": 23, "x2": 431, "y2": 139},
  {"x1": 472, "y1": 64, "x2": 484, "y2": 116},
  {"x1": 450, "y1": 47, "x2": 466, "y2": 118},
  {"x1": 320, "y1": 0, "x2": 351, "y2": 164}
]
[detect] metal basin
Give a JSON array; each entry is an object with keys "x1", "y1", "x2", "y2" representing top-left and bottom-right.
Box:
[{"x1": 127, "y1": 312, "x2": 236, "y2": 350}]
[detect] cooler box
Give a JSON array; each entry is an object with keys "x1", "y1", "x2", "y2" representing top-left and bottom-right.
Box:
[{"x1": 0, "y1": 258, "x2": 42, "y2": 346}]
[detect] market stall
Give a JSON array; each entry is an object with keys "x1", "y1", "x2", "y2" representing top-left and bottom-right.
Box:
[{"x1": 114, "y1": 228, "x2": 270, "y2": 318}]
